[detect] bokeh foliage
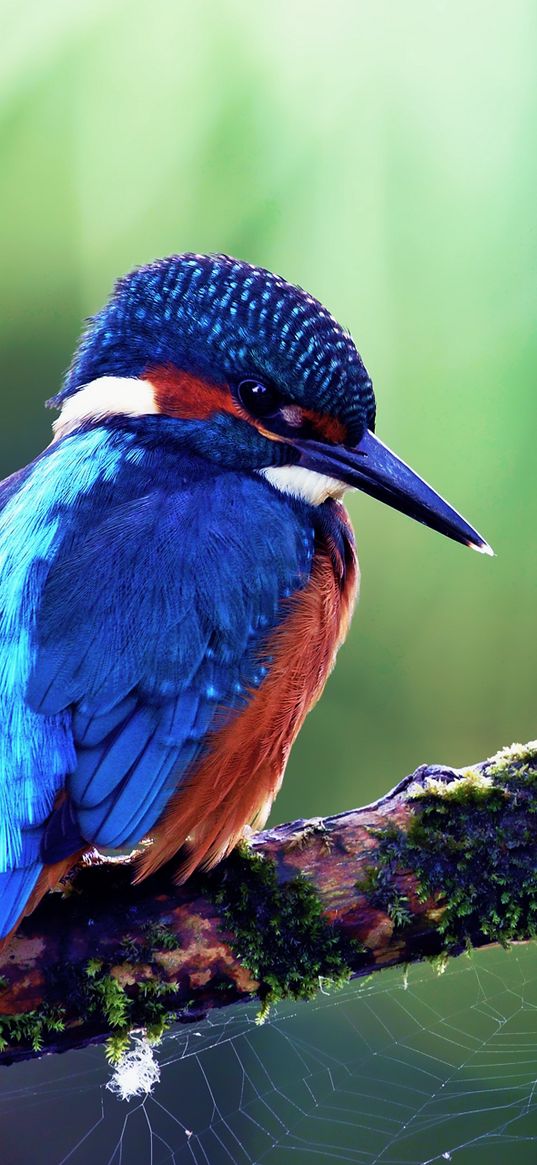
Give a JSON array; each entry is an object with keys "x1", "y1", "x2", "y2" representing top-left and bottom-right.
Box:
[{"x1": 1, "y1": 0, "x2": 535, "y2": 825}]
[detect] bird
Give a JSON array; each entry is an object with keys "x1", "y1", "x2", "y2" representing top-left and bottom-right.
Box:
[{"x1": 0, "y1": 252, "x2": 492, "y2": 945}]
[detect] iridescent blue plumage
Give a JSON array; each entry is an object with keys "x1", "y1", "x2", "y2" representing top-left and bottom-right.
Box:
[
  {"x1": 54, "y1": 254, "x2": 375, "y2": 440},
  {"x1": 0, "y1": 252, "x2": 488, "y2": 942},
  {"x1": 0, "y1": 415, "x2": 316, "y2": 934}
]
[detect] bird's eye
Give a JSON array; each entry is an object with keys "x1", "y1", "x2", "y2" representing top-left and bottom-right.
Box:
[{"x1": 236, "y1": 379, "x2": 281, "y2": 419}]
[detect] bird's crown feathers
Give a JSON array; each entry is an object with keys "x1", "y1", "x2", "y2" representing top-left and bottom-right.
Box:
[{"x1": 52, "y1": 253, "x2": 375, "y2": 440}]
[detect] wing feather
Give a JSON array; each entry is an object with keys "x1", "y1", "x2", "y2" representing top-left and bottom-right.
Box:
[
  {"x1": 32, "y1": 463, "x2": 312, "y2": 851},
  {"x1": 0, "y1": 434, "x2": 313, "y2": 936}
]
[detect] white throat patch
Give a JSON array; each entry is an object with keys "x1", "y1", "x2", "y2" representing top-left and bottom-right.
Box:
[
  {"x1": 53, "y1": 380, "x2": 347, "y2": 506},
  {"x1": 259, "y1": 465, "x2": 346, "y2": 506},
  {"x1": 52, "y1": 376, "x2": 157, "y2": 439}
]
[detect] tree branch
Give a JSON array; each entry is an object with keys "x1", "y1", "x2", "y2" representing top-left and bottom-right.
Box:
[{"x1": 1, "y1": 740, "x2": 536, "y2": 1064}]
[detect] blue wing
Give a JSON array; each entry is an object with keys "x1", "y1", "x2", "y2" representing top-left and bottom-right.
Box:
[
  {"x1": 0, "y1": 428, "x2": 126, "y2": 934},
  {"x1": 0, "y1": 425, "x2": 313, "y2": 935}
]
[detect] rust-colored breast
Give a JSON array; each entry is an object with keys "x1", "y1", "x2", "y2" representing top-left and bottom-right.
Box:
[{"x1": 137, "y1": 512, "x2": 359, "y2": 883}]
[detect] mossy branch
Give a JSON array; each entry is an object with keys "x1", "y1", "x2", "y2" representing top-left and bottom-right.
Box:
[{"x1": 0, "y1": 740, "x2": 536, "y2": 1064}]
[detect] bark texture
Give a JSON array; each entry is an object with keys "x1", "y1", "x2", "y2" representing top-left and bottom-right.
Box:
[{"x1": 0, "y1": 740, "x2": 535, "y2": 1064}]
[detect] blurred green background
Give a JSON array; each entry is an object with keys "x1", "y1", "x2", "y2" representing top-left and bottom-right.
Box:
[
  {"x1": 2, "y1": 0, "x2": 535, "y2": 825},
  {"x1": 1, "y1": 3, "x2": 536, "y2": 1161}
]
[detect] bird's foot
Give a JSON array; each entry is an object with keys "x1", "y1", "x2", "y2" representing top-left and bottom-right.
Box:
[{"x1": 287, "y1": 817, "x2": 334, "y2": 852}]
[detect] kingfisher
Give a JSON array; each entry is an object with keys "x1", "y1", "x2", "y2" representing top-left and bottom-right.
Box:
[{"x1": 0, "y1": 253, "x2": 492, "y2": 945}]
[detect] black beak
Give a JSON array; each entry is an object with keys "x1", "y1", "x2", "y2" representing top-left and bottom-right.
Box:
[{"x1": 292, "y1": 428, "x2": 493, "y2": 554}]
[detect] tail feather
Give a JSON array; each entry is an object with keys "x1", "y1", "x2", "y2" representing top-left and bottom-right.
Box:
[
  {"x1": 0, "y1": 852, "x2": 84, "y2": 956},
  {"x1": 0, "y1": 864, "x2": 43, "y2": 939}
]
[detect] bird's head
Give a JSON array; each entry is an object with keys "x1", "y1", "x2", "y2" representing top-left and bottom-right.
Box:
[{"x1": 51, "y1": 253, "x2": 491, "y2": 553}]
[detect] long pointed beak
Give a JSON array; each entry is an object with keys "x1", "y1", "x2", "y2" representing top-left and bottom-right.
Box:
[{"x1": 293, "y1": 428, "x2": 493, "y2": 554}]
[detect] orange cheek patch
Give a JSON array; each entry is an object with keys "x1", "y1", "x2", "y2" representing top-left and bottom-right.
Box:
[
  {"x1": 301, "y1": 408, "x2": 348, "y2": 445},
  {"x1": 145, "y1": 365, "x2": 242, "y2": 422},
  {"x1": 144, "y1": 367, "x2": 347, "y2": 445}
]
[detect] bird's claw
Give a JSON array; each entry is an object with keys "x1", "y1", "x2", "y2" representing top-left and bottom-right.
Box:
[{"x1": 288, "y1": 817, "x2": 333, "y2": 852}]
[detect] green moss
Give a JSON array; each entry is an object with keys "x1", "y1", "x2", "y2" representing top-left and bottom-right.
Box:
[
  {"x1": 427, "y1": 951, "x2": 449, "y2": 976},
  {"x1": 0, "y1": 938, "x2": 181, "y2": 1059},
  {"x1": 137, "y1": 979, "x2": 177, "y2": 1040},
  {"x1": 105, "y1": 1032, "x2": 131, "y2": 1065},
  {"x1": 117, "y1": 935, "x2": 142, "y2": 962},
  {"x1": 210, "y1": 845, "x2": 368, "y2": 1020},
  {"x1": 6, "y1": 743, "x2": 534, "y2": 1059},
  {"x1": 0, "y1": 1005, "x2": 66, "y2": 1054},
  {"x1": 365, "y1": 743, "x2": 537, "y2": 951},
  {"x1": 487, "y1": 741, "x2": 537, "y2": 777},
  {"x1": 355, "y1": 825, "x2": 413, "y2": 929},
  {"x1": 385, "y1": 893, "x2": 412, "y2": 928},
  {"x1": 91, "y1": 973, "x2": 130, "y2": 1029},
  {"x1": 409, "y1": 768, "x2": 505, "y2": 806},
  {"x1": 85, "y1": 957, "x2": 103, "y2": 978},
  {"x1": 77, "y1": 959, "x2": 179, "y2": 1058},
  {"x1": 117, "y1": 921, "x2": 181, "y2": 963},
  {"x1": 142, "y1": 922, "x2": 180, "y2": 952},
  {"x1": 101, "y1": 979, "x2": 178, "y2": 1060}
]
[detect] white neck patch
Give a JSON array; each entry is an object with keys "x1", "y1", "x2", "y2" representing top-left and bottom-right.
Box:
[
  {"x1": 53, "y1": 380, "x2": 347, "y2": 506},
  {"x1": 259, "y1": 465, "x2": 346, "y2": 506},
  {"x1": 52, "y1": 376, "x2": 158, "y2": 439}
]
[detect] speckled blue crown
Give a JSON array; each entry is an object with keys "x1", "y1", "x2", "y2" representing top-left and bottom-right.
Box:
[{"x1": 54, "y1": 253, "x2": 376, "y2": 436}]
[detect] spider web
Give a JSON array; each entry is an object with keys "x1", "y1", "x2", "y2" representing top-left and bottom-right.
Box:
[{"x1": 1, "y1": 943, "x2": 537, "y2": 1165}]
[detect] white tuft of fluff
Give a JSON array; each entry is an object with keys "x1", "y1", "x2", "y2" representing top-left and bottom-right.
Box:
[
  {"x1": 53, "y1": 376, "x2": 158, "y2": 439},
  {"x1": 259, "y1": 465, "x2": 346, "y2": 505},
  {"x1": 106, "y1": 1036, "x2": 161, "y2": 1102}
]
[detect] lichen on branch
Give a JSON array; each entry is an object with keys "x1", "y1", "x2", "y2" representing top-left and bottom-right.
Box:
[
  {"x1": 0, "y1": 740, "x2": 535, "y2": 1064},
  {"x1": 359, "y1": 741, "x2": 537, "y2": 948}
]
